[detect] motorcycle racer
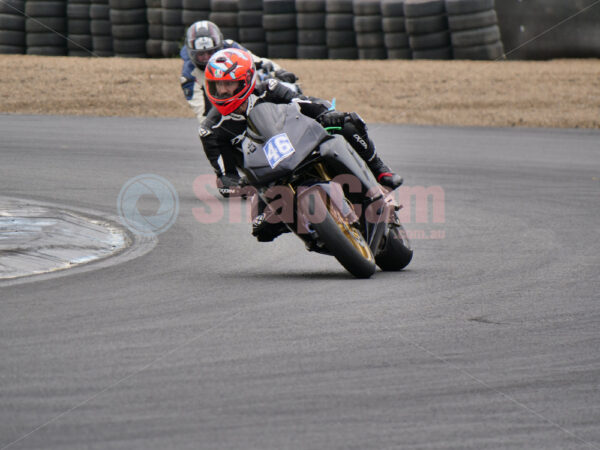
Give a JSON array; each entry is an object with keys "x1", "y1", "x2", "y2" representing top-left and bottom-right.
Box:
[{"x1": 200, "y1": 48, "x2": 403, "y2": 240}]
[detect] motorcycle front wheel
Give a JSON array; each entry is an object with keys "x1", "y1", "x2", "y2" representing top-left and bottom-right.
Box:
[{"x1": 300, "y1": 193, "x2": 376, "y2": 279}]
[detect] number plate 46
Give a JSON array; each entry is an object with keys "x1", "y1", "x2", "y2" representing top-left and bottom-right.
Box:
[{"x1": 264, "y1": 133, "x2": 296, "y2": 169}]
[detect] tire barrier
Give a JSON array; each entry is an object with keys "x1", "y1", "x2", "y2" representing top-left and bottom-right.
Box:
[
  {"x1": 25, "y1": 0, "x2": 67, "y2": 55},
  {"x1": 263, "y1": 0, "x2": 297, "y2": 58},
  {"x1": 296, "y1": 0, "x2": 327, "y2": 59},
  {"x1": 145, "y1": 0, "x2": 161, "y2": 57},
  {"x1": 209, "y1": 0, "x2": 238, "y2": 41},
  {"x1": 110, "y1": 0, "x2": 147, "y2": 57},
  {"x1": 67, "y1": 0, "x2": 92, "y2": 56},
  {"x1": 354, "y1": 0, "x2": 386, "y2": 59},
  {"x1": 0, "y1": 0, "x2": 25, "y2": 54},
  {"x1": 238, "y1": 0, "x2": 266, "y2": 56},
  {"x1": 160, "y1": 0, "x2": 181, "y2": 56},
  {"x1": 182, "y1": 0, "x2": 209, "y2": 28},
  {"x1": 382, "y1": 0, "x2": 411, "y2": 59},
  {"x1": 447, "y1": 0, "x2": 504, "y2": 60},
  {"x1": 326, "y1": 0, "x2": 357, "y2": 59},
  {"x1": 91, "y1": 0, "x2": 113, "y2": 56},
  {"x1": 3, "y1": 0, "x2": 598, "y2": 59},
  {"x1": 405, "y1": 0, "x2": 452, "y2": 59}
]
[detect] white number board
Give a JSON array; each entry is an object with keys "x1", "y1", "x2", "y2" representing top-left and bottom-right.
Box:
[{"x1": 263, "y1": 133, "x2": 296, "y2": 169}]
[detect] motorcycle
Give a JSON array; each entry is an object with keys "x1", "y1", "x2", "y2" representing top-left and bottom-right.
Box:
[{"x1": 238, "y1": 102, "x2": 413, "y2": 278}]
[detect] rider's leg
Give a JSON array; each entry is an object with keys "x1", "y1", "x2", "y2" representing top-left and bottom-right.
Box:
[{"x1": 340, "y1": 113, "x2": 403, "y2": 189}]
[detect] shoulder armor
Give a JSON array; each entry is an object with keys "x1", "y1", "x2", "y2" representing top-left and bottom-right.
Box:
[
  {"x1": 198, "y1": 125, "x2": 212, "y2": 137},
  {"x1": 200, "y1": 108, "x2": 222, "y2": 134}
]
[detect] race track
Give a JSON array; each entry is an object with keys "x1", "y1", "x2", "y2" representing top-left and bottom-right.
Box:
[{"x1": 1, "y1": 115, "x2": 599, "y2": 450}]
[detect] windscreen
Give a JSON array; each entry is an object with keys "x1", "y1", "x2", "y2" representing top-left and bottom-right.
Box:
[{"x1": 246, "y1": 103, "x2": 290, "y2": 142}]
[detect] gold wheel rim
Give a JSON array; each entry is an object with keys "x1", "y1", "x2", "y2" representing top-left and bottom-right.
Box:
[{"x1": 329, "y1": 204, "x2": 374, "y2": 262}]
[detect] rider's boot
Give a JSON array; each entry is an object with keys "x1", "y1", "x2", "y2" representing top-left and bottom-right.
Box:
[
  {"x1": 339, "y1": 112, "x2": 403, "y2": 189},
  {"x1": 251, "y1": 198, "x2": 289, "y2": 242},
  {"x1": 216, "y1": 172, "x2": 241, "y2": 198},
  {"x1": 367, "y1": 155, "x2": 404, "y2": 189}
]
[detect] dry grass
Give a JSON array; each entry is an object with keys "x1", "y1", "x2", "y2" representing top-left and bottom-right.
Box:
[{"x1": 1, "y1": 55, "x2": 599, "y2": 128}]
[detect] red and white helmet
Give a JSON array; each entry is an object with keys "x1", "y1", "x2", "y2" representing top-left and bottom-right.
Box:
[{"x1": 204, "y1": 48, "x2": 257, "y2": 116}]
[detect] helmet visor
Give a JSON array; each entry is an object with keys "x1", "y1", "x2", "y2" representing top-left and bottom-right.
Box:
[
  {"x1": 206, "y1": 80, "x2": 243, "y2": 101},
  {"x1": 189, "y1": 49, "x2": 216, "y2": 70}
]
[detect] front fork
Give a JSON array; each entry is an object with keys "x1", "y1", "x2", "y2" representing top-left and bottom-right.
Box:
[{"x1": 299, "y1": 163, "x2": 391, "y2": 256}]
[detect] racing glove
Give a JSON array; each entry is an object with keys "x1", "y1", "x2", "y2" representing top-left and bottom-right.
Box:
[
  {"x1": 258, "y1": 61, "x2": 274, "y2": 74},
  {"x1": 317, "y1": 110, "x2": 347, "y2": 128},
  {"x1": 274, "y1": 69, "x2": 297, "y2": 84}
]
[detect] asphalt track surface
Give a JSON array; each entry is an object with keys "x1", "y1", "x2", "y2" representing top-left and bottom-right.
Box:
[{"x1": 1, "y1": 115, "x2": 599, "y2": 450}]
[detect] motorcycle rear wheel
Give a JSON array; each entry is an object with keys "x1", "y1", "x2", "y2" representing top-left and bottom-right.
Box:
[
  {"x1": 375, "y1": 225, "x2": 413, "y2": 271},
  {"x1": 302, "y1": 194, "x2": 376, "y2": 279}
]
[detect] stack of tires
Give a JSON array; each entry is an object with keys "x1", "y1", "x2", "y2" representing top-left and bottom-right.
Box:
[
  {"x1": 446, "y1": 0, "x2": 504, "y2": 60},
  {"x1": 110, "y1": 0, "x2": 147, "y2": 57},
  {"x1": 263, "y1": 0, "x2": 297, "y2": 59},
  {"x1": 326, "y1": 0, "x2": 357, "y2": 59},
  {"x1": 145, "y1": 0, "x2": 162, "y2": 57},
  {"x1": 404, "y1": 0, "x2": 451, "y2": 59},
  {"x1": 0, "y1": 0, "x2": 25, "y2": 54},
  {"x1": 354, "y1": 0, "x2": 385, "y2": 59},
  {"x1": 161, "y1": 0, "x2": 183, "y2": 56},
  {"x1": 182, "y1": 0, "x2": 210, "y2": 27},
  {"x1": 382, "y1": 0, "x2": 411, "y2": 59},
  {"x1": 67, "y1": 0, "x2": 92, "y2": 56},
  {"x1": 25, "y1": 1, "x2": 67, "y2": 55},
  {"x1": 91, "y1": 0, "x2": 113, "y2": 56},
  {"x1": 296, "y1": 0, "x2": 327, "y2": 59},
  {"x1": 238, "y1": 0, "x2": 266, "y2": 56},
  {"x1": 209, "y1": 0, "x2": 238, "y2": 41}
]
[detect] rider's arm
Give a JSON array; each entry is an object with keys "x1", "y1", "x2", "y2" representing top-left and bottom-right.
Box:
[
  {"x1": 254, "y1": 79, "x2": 330, "y2": 118},
  {"x1": 180, "y1": 47, "x2": 209, "y2": 123},
  {"x1": 187, "y1": 73, "x2": 209, "y2": 123},
  {"x1": 254, "y1": 79, "x2": 298, "y2": 104},
  {"x1": 199, "y1": 114, "x2": 228, "y2": 177},
  {"x1": 225, "y1": 39, "x2": 298, "y2": 87},
  {"x1": 253, "y1": 56, "x2": 282, "y2": 74},
  {"x1": 223, "y1": 39, "x2": 282, "y2": 72},
  {"x1": 180, "y1": 46, "x2": 195, "y2": 100},
  {"x1": 294, "y1": 98, "x2": 330, "y2": 120}
]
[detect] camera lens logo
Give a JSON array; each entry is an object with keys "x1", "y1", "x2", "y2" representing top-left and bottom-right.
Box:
[{"x1": 117, "y1": 174, "x2": 179, "y2": 236}]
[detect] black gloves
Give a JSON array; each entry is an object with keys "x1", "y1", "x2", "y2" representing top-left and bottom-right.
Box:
[
  {"x1": 255, "y1": 61, "x2": 297, "y2": 84},
  {"x1": 274, "y1": 69, "x2": 297, "y2": 84},
  {"x1": 317, "y1": 110, "x2": 347, "y2": 128},
  {"x1": 259, "y1": 61, "x2": 274, "y2": 73}
]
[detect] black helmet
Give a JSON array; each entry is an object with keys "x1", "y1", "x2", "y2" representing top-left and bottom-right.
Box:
[{"x1": 185, "y1": 21, "x2": 224, "y2": 71}]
